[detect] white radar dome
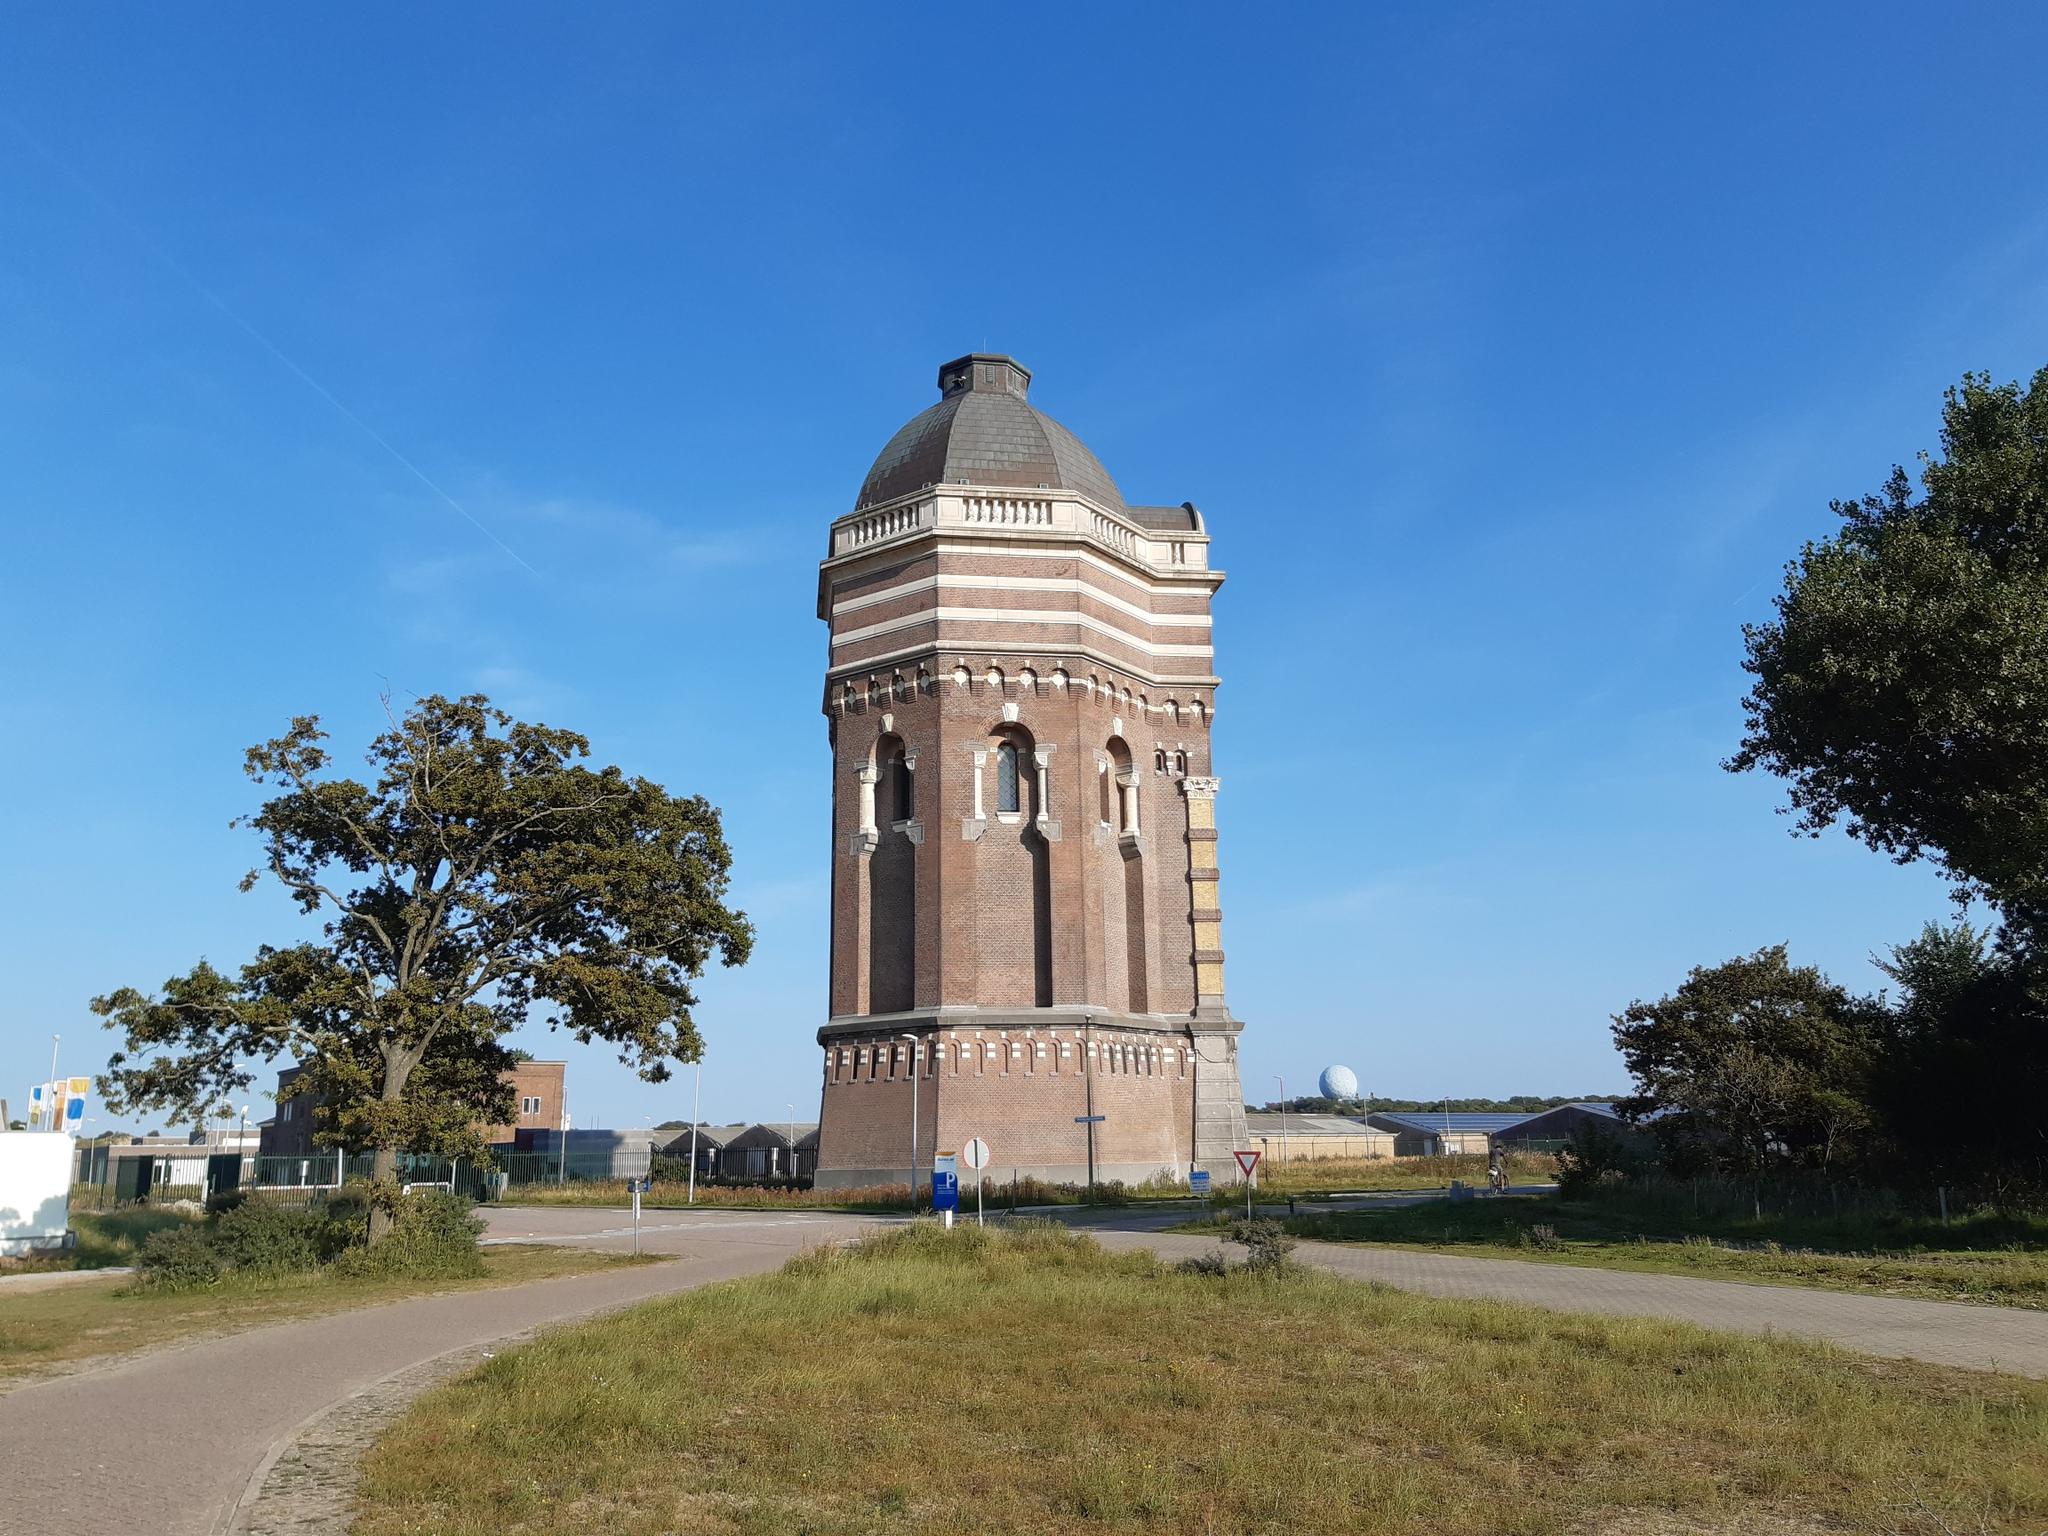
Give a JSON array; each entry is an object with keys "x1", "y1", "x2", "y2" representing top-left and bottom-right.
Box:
[{"x1": 1319, "y1": 1064, "x2": 1359, "y2": 1100}]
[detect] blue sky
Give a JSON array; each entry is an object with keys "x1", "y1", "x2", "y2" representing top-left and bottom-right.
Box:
[{"x1": 4, "y1": 5, "x2": 2045, "y2": 1133}]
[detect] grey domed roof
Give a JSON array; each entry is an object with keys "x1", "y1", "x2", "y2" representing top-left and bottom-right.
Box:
[{"x1": 856, "y1": 353, "x2": 1125, "y2": 511}]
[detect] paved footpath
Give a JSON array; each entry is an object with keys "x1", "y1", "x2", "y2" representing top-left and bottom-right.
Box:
[
  {"x1": 1092, "y1": 1227, "x2": 2048, "y2": 1377},
  {"x1": 0, "y1": 1209, "x2": 885, "y2": 1536}
]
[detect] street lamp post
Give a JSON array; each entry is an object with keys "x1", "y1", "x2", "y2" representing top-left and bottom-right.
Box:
[
  {"x1": 899, "y1": 1032, "x2": 920, "y2": 1202},
  {"x1": 1275, "y1": 1075, "x2": 1288, "y2": 1165},
  {"x1": 686, "y1": 1059, "x2": 701, "y2": 1205}
]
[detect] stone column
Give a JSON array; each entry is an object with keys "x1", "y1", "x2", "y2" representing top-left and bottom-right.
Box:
[
  {"x1": 852, "y1": 763, "x2": 880, "y2": 855},
  {"x1": 1182, "y1": 776, "x2": 1225, "y2": 1010},
  {"x1": 1031, "y1": 744, "x2": 1059, "y2": 838}
]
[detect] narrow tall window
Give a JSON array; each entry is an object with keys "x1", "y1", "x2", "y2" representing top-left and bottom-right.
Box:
[
  {"x1": 996, "y1": 741, "x2": 1021, "y2": 814},
  {"x1": 890, "y1": 753, "x2": 913, "y2": 822}
]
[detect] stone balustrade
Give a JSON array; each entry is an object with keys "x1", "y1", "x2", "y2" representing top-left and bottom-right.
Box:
[{"x1": 830, "y1": 489, "x2": 1209, "y2": 572}]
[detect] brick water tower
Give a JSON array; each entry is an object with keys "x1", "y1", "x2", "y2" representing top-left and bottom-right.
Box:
[{"x1": 811, "y1": 353, "x2": 1248, "y2": 1190}]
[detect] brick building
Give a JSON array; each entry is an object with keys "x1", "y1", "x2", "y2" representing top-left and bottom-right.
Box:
[
  {"x1": 257, "y1": 1059, "x2": 565, "y2": 1160},
  {"x1": 812, "y1": 352, "x2": 1248, "y2": 1189}
]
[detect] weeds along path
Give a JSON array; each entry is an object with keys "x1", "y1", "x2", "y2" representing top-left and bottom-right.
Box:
[
  {"x1": 1091, "y1": 1227, "x2": 2048, "y2": 1377},
  {"x1": 0, "y1": 1210, "x2": 888, "y2": 1536}
]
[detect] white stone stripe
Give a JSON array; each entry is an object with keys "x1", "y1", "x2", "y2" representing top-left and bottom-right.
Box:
[
  {"x1": 827, "y1": 635, "x2": 1219, "y2": 687},
  {"x1": 833, "y1": 573, "x2": 1212, "y2": 628},
  {"x1": 828, "y1": 537, "x2": 1221, "y2": 593},
  {"x1": 930, "y1": 541, "x2": 1219, "y2": 589},
  {"x1": 832, "y1": 605, "x2": 1216, "y2": 656}
]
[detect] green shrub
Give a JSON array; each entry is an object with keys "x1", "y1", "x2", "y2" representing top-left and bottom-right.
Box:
[
  {"x1": 135, "y1": 1224, "x2": 226, "y2": 1290},
  {"x1": 208, "y1": 1202, "x2": 347, "y2": 1273},
  {"x1": 334, "y1": 1192, "x2": 486, "y2": 1281},
  {"x1": 1555, "y1": 1124, "x2": 1648, "y2": 1197},
  {"x1": 1227, "y1": 1218, "x2": 1299, "y2": 1274},
  {"x1": 1174, "y1": 1251, "x2": 1230, "y2": 1277}
]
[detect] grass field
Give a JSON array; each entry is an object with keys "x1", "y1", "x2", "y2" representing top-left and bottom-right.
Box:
[
  {"x1": 354, "y1": 1223, "x2": 2046, "y2": 1536},
  {"x1": 0, "y1": 1208, "x2": 197, "y2": 1275},
  {"x1": 494, "y1": 1154, "x2": 1549, "y2": 1218},
  {"x1": 0, "y1": 1244, "x2": 648, "y2": 1384},
  {"x1": 495, "y1": 1179, "x2": 922, "y2": 1212},
  {"x1": 1273, "y1": 1190, "x2": 2048, "y2": 1309},
  {"x1": 1201, "y1": 1152, "x2": 1557, "y2": 1201}
]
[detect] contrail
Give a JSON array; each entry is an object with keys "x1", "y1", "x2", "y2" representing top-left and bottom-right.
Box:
[{"x1": 5, "y1": 114, "x2": 540, "y2": 577}]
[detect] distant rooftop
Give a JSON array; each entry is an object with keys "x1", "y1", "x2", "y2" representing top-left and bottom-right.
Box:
[{"x1": 1367, "y1": 1111, "x2": 1543, "y2": 1136}]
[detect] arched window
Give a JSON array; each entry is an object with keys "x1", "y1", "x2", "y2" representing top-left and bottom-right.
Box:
[
  {"x1": 1155, "y1": 748, "x2": 1167, "y2": 773},
  {"x1": 996, "y1": 741, "x2": 1021, "y2": 814},
  {"x1": 1174, "y1": 751, "x2": 1188, "y2": 775}
]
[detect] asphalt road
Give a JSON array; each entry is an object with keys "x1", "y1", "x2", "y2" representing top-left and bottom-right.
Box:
[{"x1": 5, "y1": 1200, "x2": 2043, "y2": 1536}]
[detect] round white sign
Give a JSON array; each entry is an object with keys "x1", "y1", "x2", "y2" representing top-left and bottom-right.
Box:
[{"x1": 961, "y1": 1136, "x2": 992, "y2": 1171}]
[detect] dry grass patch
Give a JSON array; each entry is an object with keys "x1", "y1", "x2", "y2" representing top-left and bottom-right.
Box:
[
  {"x1": 1278, "y1": 1197, "x2": 2048, "y2": 1309},
  {"x1": 0, "y1": 1244, "x2": 649, "y2": 1385},
  {"x1": 354, "y1": 1224, "x2": 2047, "y2": 1536},
  {"x1": 496, "y1": 1180, "x2": 920, "y2": 1212}
]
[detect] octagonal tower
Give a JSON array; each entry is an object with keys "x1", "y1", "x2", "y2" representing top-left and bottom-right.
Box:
[{"x1": 811, "y1": 353, "x2": 1247, "y2": 1189}]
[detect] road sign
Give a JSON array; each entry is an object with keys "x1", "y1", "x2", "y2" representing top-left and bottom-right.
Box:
[
  {"x1": 930, "y1": 1168, "x2": 958, "y2": 1221},
  {"x1": 1189, "y1": 1169, "x2": 1211, "y2": 1195},
  {"x1": 961, "y1": 1137, "x2": 992, "y2": 1171},
  {"x1": 1233, "y1": 1150, "x2": 1261, "y2": 1177},
  {"x1": 1073, "y1": 1114, "x2": 1106, "y2": 1124}
]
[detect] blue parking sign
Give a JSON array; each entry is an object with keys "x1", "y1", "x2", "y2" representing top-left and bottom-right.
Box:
[{"x1": 931, "y1": 1169, "x2": 958, "y2": 1213}]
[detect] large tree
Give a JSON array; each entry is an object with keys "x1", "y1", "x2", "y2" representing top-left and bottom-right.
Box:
[
  {"x1": 1870, "y1": 922, "x2": 2048, "y2": 1200},
  {"x1": 1612, "y1": 946, "x2": 1880, "y2": 1205},
  {"x1": 94, "y1": 695, "x2": 753, "y2": 1239},
  {"x1": 1729, "y1": 367, "x2": 2048, "y2": 928}
]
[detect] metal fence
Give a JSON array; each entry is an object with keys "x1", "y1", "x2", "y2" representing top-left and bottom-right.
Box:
[{"x1": 67, "y1": 1150, "x2": 490, "y2": 1208}]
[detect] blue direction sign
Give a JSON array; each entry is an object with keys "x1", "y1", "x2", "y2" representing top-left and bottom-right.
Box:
[{"x1": 1189, "y1": 1169, "x2": 1211, "y2": 1195}]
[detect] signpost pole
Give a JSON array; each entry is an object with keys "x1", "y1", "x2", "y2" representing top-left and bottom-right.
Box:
[
  {"x1": 632, "y1": 1179, "x2": 642, "y2": 1256},
  {"x1": 687, "y1": 1060, "x2": 701, "y2": 1206},
  {"x1": 1233, "y1": 1149, "x2": 1262, "y2": 1217},
  {"x1": 961, "y1": 1138, "x2": 991, "y2": 1227}
]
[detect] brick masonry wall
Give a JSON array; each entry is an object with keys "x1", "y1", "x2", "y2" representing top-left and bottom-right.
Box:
[
  {"x1": 816, "y1": 1025, "x2": 1214, "y2": 1187},
  {"x1": 814, "y1": 492, "x2": 1238, "y2": 1188}
]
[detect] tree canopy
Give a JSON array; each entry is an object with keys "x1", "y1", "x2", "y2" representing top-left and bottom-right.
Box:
[
  {"x1": 1729, "y1": 367, "x2": 2048, "y2": 929},
  {"x1": 1612, "y1": 946, "x2": 1880, "y2": 1191},
  {"x1": 94, "y1": 695, "x2": 753, "y2": 1233}
]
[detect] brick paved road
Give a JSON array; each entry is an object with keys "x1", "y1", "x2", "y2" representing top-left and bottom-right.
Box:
[
  {"x1": 1091, "y1": 1227, "x2": 2048, "y2": 1377},
  {"x1": 0, "y1": 1210, "x2": 884, "y2": 1536}
]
